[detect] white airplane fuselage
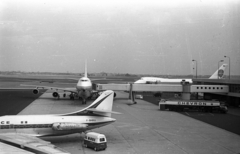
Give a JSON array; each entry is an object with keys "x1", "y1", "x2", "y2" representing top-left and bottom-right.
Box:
[
  {"x1": 135, "y1": 77, "x2": 193, "y2": 84},
  {"x1": 134, "y1": 64, "x2": 227, "y2": 84},
  {"x1": 0, "y1": 115, "x2": 115, "y2": 137},
  {"x1": 0, "y1": 90, "x2": 117, "y2": 153}
]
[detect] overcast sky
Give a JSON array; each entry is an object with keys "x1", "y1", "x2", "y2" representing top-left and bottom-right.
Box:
[{"x1": 0, "y1": 0, "x2": 240, "y2": 76}]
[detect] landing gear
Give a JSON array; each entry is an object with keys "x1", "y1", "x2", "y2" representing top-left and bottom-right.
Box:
[
  {"x1": 82, "y1": 99, "x2": 87, "y2": 105},
  {"x1": 70, "y1": 93, "x2": 74, "y2": 100},
  {"x1": 63, "y1": 93, "x2": 66, "y2": 97}
]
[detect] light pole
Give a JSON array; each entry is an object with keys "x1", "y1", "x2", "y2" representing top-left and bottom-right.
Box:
[
  {"x1": 224, "y1": 55, "x2": 230, "y2": 79},
  {"x1": 218, "y1": 60, "x2": 224, "y2": 79},
  {"x1": 192, "y1": 59, "x2": 197, "y2": 78}
]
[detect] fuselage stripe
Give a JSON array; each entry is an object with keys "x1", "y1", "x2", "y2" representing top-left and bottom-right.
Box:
[
  {"x1": 0, "y1": 124, "x2": 52, "y2": 129},
  {"x1": 0, "y1": 121, "x2": 113, "y2": 129}
]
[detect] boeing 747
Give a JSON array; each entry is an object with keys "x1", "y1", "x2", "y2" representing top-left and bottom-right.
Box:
[{"x1": 23, "y1": 61, "x2": 116, "y2": 104}]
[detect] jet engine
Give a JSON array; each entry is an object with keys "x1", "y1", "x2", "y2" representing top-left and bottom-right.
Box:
[
  {"x1": 114, "y1": 92, "x2": 117, "y2": 98},
  {"x1": 52, "y1": 92, "x2": 59, "y2": 97},
  {"x1": 52, "y1": 122, "x2": 88, "y2": 131},
  {"x1": 32, "y1": 89, "x2": 39, "y2": 94}
]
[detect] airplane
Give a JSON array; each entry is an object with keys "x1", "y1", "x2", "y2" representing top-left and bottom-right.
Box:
[
  {"x1": 134, "y1": 64, "x2": 228, "y2": 84},
  {"x1": 0, "y1": 90, "x2": 119, "y2": 153},
  {"x1": 24, "y1": 60, "x2": 116, "y2": 104}
]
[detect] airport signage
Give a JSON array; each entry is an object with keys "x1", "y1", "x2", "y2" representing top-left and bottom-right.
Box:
[
  {"x1": 178, "y1": 101, "x2": 207, "y2": 106},
  {"x1": 160, "y1": 100, "x2": 220, "y2": 106}
]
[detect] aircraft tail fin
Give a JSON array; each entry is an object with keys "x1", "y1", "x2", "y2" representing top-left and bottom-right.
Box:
[
  {"x1": 62, "y1": 90, "x2": 120, "y2": 117},
  {"x1": 209, "y1": 64, "x2": 228, "y2": 79},
  {"x1": 84, "y1": 59, "x2": 88, "y2": 78}
]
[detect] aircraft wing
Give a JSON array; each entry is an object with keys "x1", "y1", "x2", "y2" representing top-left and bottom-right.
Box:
[
  {"x1": 21, "y1": 84, "x2": 78, "y2": 94},
  {"x1": 0, "y1": 133, "x2": 70, "y2": 154},
  {"x1": 68, "y1": 77, "x2": 124, "y2": 82}
]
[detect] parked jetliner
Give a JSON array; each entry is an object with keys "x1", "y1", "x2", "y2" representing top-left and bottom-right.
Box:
[
  {"x1": 0, "y1": 90, "x2": 119, "y2": 153},
  {"x1": 134, "y1": 64, "x2": 227, "y2": 84},
  {"x1": 27, "y1": 61, "x2": 115, "y2": 104}
]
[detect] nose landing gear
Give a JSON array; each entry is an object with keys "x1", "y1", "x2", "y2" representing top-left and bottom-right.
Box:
[
  {"x1": 70, "y1": 93, "x2": 74, "y2": 100},
  {"x1": 82, "y1": 98, "x2": 87, "y2": 104}
]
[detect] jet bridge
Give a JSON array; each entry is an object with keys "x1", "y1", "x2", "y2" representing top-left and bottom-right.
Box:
[
  {"x1": 95, "y1": 84, "x2": 182, "y2": 92},
  {"x1": 94, "y1": 83, "x2": 228, "y2": 93},
  {"x1": 93, "y1": 82, "x2": 229, "y2": 103}
]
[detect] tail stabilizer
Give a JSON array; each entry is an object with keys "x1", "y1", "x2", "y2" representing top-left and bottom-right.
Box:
[
  {"x1": 62, "y1": 90, "x2": 119, "y2": 117},
  {"x1": 209, "y1": 64, "x2": 228, "y2": 79},
  {"x1": 84, "y1": 59, "x2": 88, "y2": 78}
]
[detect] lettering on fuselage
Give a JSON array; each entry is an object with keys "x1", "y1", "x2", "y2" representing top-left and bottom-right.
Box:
[
  {"x1": 86, "y1": 119, "x2": 96, "y2": 122},
  {"x1": 178, "y1": 102, "x2": 207, "y2": 106},
  {"x1": 1, "y1": 121, "x2": 10, "y2": 124}
]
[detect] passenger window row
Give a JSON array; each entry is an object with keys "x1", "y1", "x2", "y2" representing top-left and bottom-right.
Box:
[
  {"x1": 0, "y1": 124, "x2": 52, "y2": 129},
  {"x1": 196, "y1": 86, "x2": 224, "y2": 90}
]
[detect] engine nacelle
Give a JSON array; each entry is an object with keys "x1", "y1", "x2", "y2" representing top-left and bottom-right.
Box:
[
  {"x1": 32, "y1": 89, "x2": 39, "y2": 94},
  {"x1": 52, "y1": 92, "x2": 59, "y2": 97},
  {"x1": 52, "y1": 122, "x2": 88, "y2": 131},
  {"x1": 114, "y1": 92, "x2": 117, "y2": 98}
]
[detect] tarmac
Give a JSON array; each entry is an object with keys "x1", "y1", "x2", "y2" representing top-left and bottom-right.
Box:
[{"x1": 17, "y1": 90, "x2": 240, "y2": 154}]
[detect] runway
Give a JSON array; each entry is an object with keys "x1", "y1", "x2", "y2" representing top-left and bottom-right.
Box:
[{"x1": 0, "y1": 77, "x2": 240, "y2": 154}]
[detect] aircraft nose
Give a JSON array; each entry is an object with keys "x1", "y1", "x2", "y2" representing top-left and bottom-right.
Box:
[{"x1": 110, "y1": 118, "x2": 116, "y2": 122}]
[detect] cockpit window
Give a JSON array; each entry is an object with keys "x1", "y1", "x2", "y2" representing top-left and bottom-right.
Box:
[{"x1": 80, "y1": 79, "x2": 89, "y2": 82}]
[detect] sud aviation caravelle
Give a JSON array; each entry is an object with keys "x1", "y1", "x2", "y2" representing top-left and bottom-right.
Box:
[{"x1": 0, "y1": 90, "x2": 120, "y2": 153}]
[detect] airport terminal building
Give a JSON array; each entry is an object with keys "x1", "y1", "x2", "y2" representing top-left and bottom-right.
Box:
[{"x1": 193, "y1": 79, "x2": 240, "y2": 107}]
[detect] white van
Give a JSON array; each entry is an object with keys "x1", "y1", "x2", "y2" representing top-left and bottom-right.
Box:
[{"x1": 83, "y1": 132, "x2": 107, "y2": 151}]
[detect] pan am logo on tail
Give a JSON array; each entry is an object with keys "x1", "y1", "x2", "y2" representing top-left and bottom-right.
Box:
[
  {"x1": 209, "y1": 64, "x2": 227, "y2": 79},
  {"x1": 218, "y1": 69, "x2": 224, "y2": 78}
]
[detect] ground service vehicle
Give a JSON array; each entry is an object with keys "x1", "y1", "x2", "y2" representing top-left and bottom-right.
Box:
[
  {"x1": 83, "y1": 132, "x2": 107, "y2": 151},
  {"x1": 159, "y1": 99, "x2": 228, "y2": 113}
]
